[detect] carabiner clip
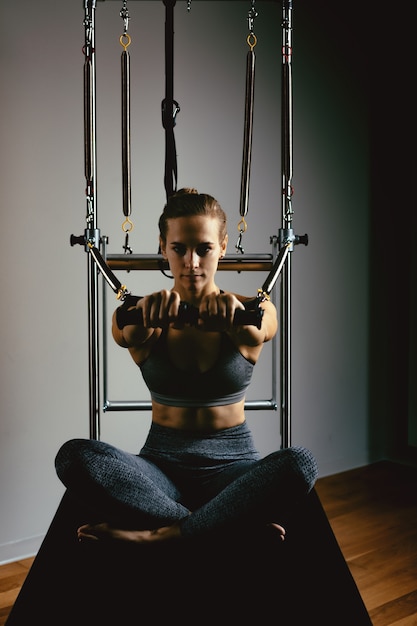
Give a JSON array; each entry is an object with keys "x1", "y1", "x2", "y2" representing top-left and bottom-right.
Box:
[{"x1": 235, "y1": 217, "x2": 247, "y2": 254}]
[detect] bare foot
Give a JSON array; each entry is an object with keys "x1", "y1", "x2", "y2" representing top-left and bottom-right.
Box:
[
  {"x1": 77, "y1": 522, "x2": 182, "y2": 544},
  {"x1": 268, "y1": 523, "x2": 286, "y2": 541}
]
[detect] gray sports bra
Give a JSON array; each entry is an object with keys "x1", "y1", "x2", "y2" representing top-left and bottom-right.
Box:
[{"x1": 139, "y1": 330, "x2": 254, "y2": 407}]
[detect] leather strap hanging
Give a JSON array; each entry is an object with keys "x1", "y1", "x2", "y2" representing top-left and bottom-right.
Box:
[
  {"x1": 120, "y1": 0, "x2": 134, "y2": 254},
  {"x1": 161, "y1": 0, "x2": 180, "y2": 201},
  {"x1": 236, "y1": 1, "x2": 258, "y2": 254}
]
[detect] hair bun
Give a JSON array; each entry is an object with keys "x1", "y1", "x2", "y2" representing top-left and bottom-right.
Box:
[{"x1": 175, "y1": 187, "x2": 198, "y2": 195}]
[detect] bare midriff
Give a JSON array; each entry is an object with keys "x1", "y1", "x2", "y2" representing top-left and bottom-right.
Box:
[{"x1": 151, "y1": 397, "x2": 246, "y2": 432}]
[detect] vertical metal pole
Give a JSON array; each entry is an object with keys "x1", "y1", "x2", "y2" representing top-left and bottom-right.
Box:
[
  {"x1": 280, "y1": 0, "x2": 293, "y2": 448},
  {"x1": 83, "y1": 0, "x2": 101, "y2": 440},
  {"x1": 271, "y1": 241, "x2": 279, "y2": 412}
]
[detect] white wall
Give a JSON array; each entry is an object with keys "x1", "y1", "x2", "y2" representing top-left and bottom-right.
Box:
[{"x1": 0, "y1": 1, "x2": 371, "y2": 564}]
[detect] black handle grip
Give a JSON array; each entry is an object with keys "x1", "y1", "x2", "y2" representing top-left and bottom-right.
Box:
[{"x1": 116, "y1": 298, "x2": 264, "y2": 330}]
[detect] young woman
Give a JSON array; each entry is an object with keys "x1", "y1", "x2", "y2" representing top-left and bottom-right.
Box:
[
  {"x1": 54, "y1": 188, "x2": 318, "y2": 545},
  {"x1": 7, "y1": 190, "x2": 372, "y2": 625}
]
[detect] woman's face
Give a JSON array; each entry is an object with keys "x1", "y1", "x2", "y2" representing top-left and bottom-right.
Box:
[{"x1": 160, "y1": 215, "x2": 228, "y2": 298}]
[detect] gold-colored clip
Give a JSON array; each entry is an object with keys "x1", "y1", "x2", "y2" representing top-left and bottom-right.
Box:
[
  {"x1": 120, "y1": 33, "x2": 131, "y2": 52},
  {"x1": 116, "y1": 285, "x2": 128, "y2": 300},
  {"x1": 235, "y1": 218, "x2": 248, "y2": 254},
  {"x1": 237, "y1": 217, "x2": 247, "y2": 234},
  {"x1": 257, "y1": 288, "x2": 270, "y2": 301},
  {"x1": 122, "y1": 216, "x2": 134, "y2": 233},
  {"x1": 247, "y1": 32, "x2": 257, "y2": 51}
]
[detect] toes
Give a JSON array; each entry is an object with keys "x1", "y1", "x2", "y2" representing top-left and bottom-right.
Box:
[{"x1": 268, "y1": 523, "x2": 286, "y2": 540}]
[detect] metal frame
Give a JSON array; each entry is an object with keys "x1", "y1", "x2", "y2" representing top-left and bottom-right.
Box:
[
  {"x1": 76, "y1": 1, "x2": 302, "y2": 448},
  {"x1": 101, "y1": 245, "x2": 279, "y2": 414}
]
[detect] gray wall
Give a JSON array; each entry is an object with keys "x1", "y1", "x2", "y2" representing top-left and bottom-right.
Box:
[{"x1": 0, "y1": 1, "x2": 372, "y2": 563}]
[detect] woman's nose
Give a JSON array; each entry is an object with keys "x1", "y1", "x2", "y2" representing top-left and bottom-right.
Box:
[{"x1": 185, "y1": 250, "x2": 199, "y2": 268}]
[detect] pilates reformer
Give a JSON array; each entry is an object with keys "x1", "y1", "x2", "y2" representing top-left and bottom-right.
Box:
[{"x1": 71, "y1": 0, "x2": 308, "y2": 447}]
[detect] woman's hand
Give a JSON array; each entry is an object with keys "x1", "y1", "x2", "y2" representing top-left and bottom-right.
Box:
[
  {"x1": 137, "y1": 289, "x2": 182, "y2": 328},
  {"x1": 136, "y1": 290, "x2": 246, "y2": 331},
  {"x1": 197, "y1": 292, "x2": 245, "y2": 331},
  {"x1": 112, "y1": 289, "x2": 182, "y2": 348}
]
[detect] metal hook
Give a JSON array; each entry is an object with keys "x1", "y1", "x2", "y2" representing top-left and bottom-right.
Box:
[
  {"x1": 123, "y1": 232, "x2": 133, "y2": 255},
  {"x1": 120, "y1": 0, "x2": 130, "y2": 35},
  {"x1": 235, "y1": 231, "x2": 245, "y2": 254},
  {"x1": 247, "y1": 1, "x2": 258, "y2": 35},
  {"x1": 172, "y1": 100, "x2": 181, "y2": 127}
]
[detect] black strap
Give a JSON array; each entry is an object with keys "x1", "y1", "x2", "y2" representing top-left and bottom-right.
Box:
[{"x1": 162, "y1": 0, "x2": 179, "y2": 201}]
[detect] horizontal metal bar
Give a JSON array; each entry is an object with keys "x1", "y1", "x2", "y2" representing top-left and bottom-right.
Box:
[
  {"x1": 106, "y1": 253, "x2": 273, "y2": 272},
  {"x1": 104, "y1": 399, "x2": 278, "y2": 411},
  {"x1": 98, "y1": 1, "x2": 280, "y2": 3}
]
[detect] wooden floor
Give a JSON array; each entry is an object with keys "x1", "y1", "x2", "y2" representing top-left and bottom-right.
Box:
[
  {"x1": 316, "y1": 460, "x2": 417, "y2": 626},
  {"x1": 0, "y1": 460, "x2": 416, "y2": 625}
]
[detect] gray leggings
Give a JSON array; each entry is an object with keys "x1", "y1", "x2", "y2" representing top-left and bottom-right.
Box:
[{"x1": 55, "y1": 421, "x2": 318, "y2": 538}]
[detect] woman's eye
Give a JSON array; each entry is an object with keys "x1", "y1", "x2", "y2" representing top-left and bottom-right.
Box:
[
  {"x1": 197, "y1": 246, "x2": 211, "y2": 256},
  {"x1": 171, "y1": 245, "x2": 211, "y2": 256}
]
